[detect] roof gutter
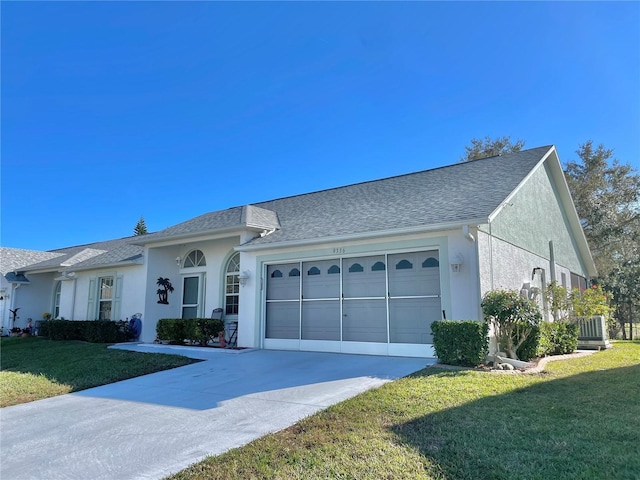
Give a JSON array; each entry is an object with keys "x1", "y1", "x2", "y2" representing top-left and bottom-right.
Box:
[
  {"x1": 131, "y1": 225, "x2": 270, "y2": 247},
  {"x1": 235, "y1": 218, "x2": 489, "y2": 252}
]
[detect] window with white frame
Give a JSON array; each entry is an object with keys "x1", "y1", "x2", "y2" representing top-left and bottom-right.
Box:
[
  {"x1": 53, "y1": 281, "x2": 61, "y2": 318},
  {"x1": 98, "y1": 277, "x2": 114, "y2": 320},
  {"x1": 225, "y1": 253, "x2": 240, "y2": 315},
  {"x1": 183, "y1": 250, "x2": 206, "y2": 268}
]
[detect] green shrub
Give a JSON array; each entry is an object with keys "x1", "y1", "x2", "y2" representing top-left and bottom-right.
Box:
[
  {"x1": 431, "y1": 320, "x2": 489, "y2": 367},
  {"x1": 156, "y1": 318, "x2": 225, "y2": 345},
  {"x1": 38, "y1": 320, "x2": 129, "y2": 343},
  {"x1": 538, "y1": 322, "x2": 579, "y2": 356},
  {"x1": 482, "y1": 289, "x2": 542, "y2": 360},
  {"x1": 516, "y1": 324, "x2": 540, "y2": 361}
]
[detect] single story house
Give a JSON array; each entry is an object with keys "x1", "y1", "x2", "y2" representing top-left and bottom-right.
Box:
[{"x1": 2, "y1": 145, "x2": 596, "y2": 357}]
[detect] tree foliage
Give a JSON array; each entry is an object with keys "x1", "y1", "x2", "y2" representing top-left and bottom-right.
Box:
[
  {"x1": 460, "y1": 136, "x2": 525, "y2": 162},
  {"x1": 564, "y1": 141, "x2": 640, "y2": 337},
  {"x1": 134, "y1": 216, "x2": 148, "y2": 236},
  {"x1": 481, "y1": 289, "x2": 542, "y2": 360}
]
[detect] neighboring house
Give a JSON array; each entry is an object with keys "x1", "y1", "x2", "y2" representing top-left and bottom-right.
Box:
[
  {"x1": 2, "y1": 146, "x2": 596, "y2": 357},
  {"x1": 0, "y1": 238, "x2": 145, "y2": 333}
]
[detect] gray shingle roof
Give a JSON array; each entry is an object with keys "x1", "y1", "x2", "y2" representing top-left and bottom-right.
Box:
[
  {"x1": 246, "y1": 146, "x2": 552, "y2": 246},
  {"x1": 14, "y1": 237, "x2": 145, "y2": 272},
  {"x1": 136, "y1": 205, "x2": 280, "y2": 244},
  {"x1": 0, "y1": 248, "x2": 64, "y2": 275}
]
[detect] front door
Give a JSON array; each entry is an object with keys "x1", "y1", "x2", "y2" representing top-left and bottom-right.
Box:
[{"x1": 182, "y1": 274, "x2": 204, "y2": 318}]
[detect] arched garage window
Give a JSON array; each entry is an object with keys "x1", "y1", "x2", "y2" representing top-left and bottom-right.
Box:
[{"x1": 225, "y1": 253, "x2": 240, "y2": 315}]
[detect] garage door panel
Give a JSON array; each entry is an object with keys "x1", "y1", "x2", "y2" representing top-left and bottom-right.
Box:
[
  {"x1": 388, "y1": 252, "x2": 440, "y2": 297},
  {"x1": 343, "y1": 256, "x2": 386, "y2": 298},
  {"x1": 302, "y1": 260, "x2": 340, "y2": 299},
  {"x1": 302, "y1": 301, "x2": 340, "y2": 340},
  {"x1": 267, "y1": 264, "x2": 300, "y2": 300},
  {"x1": 342, "y1": 299, "x2": 387, "y2": 342},
  {"x1": 389, "y1": 298, "x2": 440, "y2": 344},
  {"x1": 266, "y1": 302, "x2": 299, "y2": 339}
]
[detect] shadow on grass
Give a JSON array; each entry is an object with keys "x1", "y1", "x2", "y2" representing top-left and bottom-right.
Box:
[{"x1": 391, "y1": 364, "x2": 640, "y2": 480}]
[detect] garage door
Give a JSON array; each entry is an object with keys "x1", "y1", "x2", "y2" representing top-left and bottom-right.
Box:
[{"x1": 264, "y1": 250, "x2": 441, "y2": 357}]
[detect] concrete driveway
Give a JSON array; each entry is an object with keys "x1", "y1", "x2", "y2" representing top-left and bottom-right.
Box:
[{"x1": 1, "y1": 346, "x2": 431, "y2": 480}]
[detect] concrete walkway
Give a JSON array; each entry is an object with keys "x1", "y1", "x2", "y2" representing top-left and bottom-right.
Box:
[{"x1": 1, "y1": 347, "x2": 431, "y2": 480}]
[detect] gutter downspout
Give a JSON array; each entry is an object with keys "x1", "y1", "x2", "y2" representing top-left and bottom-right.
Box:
[{"x1": 462, "y1": 225, "x2": 483, "y2": 321}]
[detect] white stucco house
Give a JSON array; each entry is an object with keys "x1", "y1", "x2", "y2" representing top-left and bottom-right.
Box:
[{"x1": 1, "y1": 145, "x2": 596, "y2": 357}]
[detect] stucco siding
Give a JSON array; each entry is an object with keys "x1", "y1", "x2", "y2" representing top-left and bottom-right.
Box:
[
  {"x1": 488, "y1": 163, "x2": 587, "y2": 277},
  {"x1": 5, "y1": 273, "x2": 57, "y2": 329}
]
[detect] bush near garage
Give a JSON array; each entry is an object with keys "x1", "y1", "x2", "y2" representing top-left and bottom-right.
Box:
[
  {"x1": 431, "y1": 320, "x2": 489, "y2": 367},
  {"x1": 38, "y1": 320, "x2": 129, "y2": 343},
  {"x1": 156, "y1": 318, "x2": 225, "y2": 346}
]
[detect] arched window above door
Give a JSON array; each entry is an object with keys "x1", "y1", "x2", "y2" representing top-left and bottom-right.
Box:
[{"x1": 184, "y1": 250, "x2": 206, "y2": 268}]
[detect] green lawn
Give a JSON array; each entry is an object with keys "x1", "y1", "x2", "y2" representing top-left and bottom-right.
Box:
[
  {"x1": 0, "y1": 337, "x2": 198, "y2": 407},
  {"x1": 170, "y1": 342, "x2": 640, "y2": 480}
]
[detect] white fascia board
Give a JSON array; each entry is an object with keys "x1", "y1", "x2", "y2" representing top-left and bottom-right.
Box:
[
  {"x1": 133, "y1": 227, "x2": 259, "y2": 248},
  {"x1": 61, "y1": 259, "x2": 145, "y2": 273},
  {"x1": 234, "y1": 218, "x2": 488, "y2": 252},
  {"x1": 487, "y1": 146, "x2": 555, "y2": 223}
]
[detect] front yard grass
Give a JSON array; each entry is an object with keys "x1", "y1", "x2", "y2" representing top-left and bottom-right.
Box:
[
  {"x1": 0, "y1": 337, "x2": 198, "y2": 407},
  {"x1": 171, "y1": 341, "x2": 640, "y2": 480}
]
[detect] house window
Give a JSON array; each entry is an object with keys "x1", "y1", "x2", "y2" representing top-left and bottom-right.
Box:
[
  {"x1": 225, "y1": 253, "x2": 240, "y2": 315},
  {"x1": 328, "y1": 265, "x2": 340, "y2": 274},
  {"x1": 271, "y1": 269, "x2": 283, "y2": 278},
  {"x1": 422, "y1": 258, "x2": 439, "y2": 268},
  {"x1": 98, "y1": 277, "x2": 113, "y2": 320},
  {"x1": 184, "y1": 250, "x2": 206, "y2": 268},
  {"x1": 348, "y1": 263, "x2": 364, "y2": 273},
  {"x1": 396, "y1": 260, "x2": 413, "y2": 270},
  {"x1": 289, "y1": 268, "x2": 300, "y2": 277},
  {"x1": 307, "y1": 267, "x2": 321, "y2": 276},
  {"x1": 371, "y1": 261, "x2": 386, "y2": 271},
  {"x1": 53, "y1": 281, "x2": 61, "y2": 318}
]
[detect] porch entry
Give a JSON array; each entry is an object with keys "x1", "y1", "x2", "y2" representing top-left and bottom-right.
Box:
[{"x1": 264, "y1": 250, "x2": 441, "y2": 357}]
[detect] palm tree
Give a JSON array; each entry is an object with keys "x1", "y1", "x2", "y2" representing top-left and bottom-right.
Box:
[{"x1": 156, "y1": 277, "x2": 174, "y2": 304}]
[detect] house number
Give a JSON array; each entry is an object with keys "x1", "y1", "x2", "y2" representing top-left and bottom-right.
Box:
[{"x1": 332, "y1": 248, "x2": 346, "y2": 254}]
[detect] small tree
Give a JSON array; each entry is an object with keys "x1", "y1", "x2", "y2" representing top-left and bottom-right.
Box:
[
  {"x1": 482, "y1": 289, "x2": 542, "y2": 360},
  {"x1": 134, "y1": 217, "x2": 148, "y2": 235},
  {"x1": 543, "y1": 281, "x2": 573, "y2": 322},
  {"x1": 571, "y1": 284, "x2": 610, "y2": 319}
]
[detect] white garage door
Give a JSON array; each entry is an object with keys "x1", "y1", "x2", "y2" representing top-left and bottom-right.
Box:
[{"x1": 264, "y1": 250, "x2": 441, "y2": 357}]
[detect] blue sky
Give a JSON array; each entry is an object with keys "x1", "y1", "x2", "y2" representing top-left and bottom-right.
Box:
[{"x1": 2, "y1": 2, "x2": 639, "y2": 251}]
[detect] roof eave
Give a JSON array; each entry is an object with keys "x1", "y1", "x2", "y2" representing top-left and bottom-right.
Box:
[
  {"x1": 61, "y1": 258, "x2": 144, "y2": 273},
  {"x1": 131, "y1": 226, "x2": 267, "y2": 246},
  {"x1": 235, "y1": 219, "x2": 488, "y2": 252}
]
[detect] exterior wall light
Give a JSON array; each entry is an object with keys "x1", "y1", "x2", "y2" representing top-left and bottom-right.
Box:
[
  {"x1": 450, "y1": 254, "x2": 463, "y2": 273},
  {"x1": 239, "y1": 270, "x2": 250, "y2": 286},
  {"x1": 175, "y1": 256, "x2": 181, "y2": 266}
]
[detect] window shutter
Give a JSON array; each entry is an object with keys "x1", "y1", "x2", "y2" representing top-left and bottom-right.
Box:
[
  {"x1": 87, "y1": 278, "x2": 97, "y2": 320},
  {"x1": 113, "y1": 276, "x2": 124, "y2": 320}
]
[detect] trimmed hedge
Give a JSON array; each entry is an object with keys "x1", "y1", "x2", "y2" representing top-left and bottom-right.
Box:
[
  {"x1": 431, "y1": 320, "x2": 489, "y2": 367},
  {"x1": 38, "y1": 320, "x2": 129, "y2": 343},
  {"x1": 538, "y1": 322, "x2": 579, "y2": 356},
  {"x1": 156, "y1": 318, "x2": 225, "y2": 346},
  {"x1": 516, "y1": 323, "x2": 540, "y2": 361}
]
